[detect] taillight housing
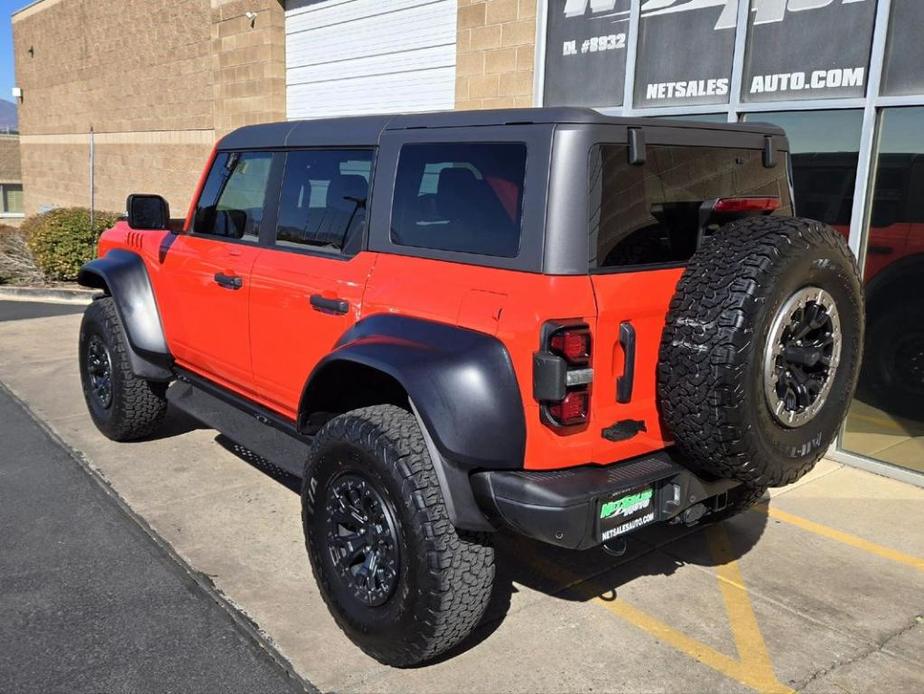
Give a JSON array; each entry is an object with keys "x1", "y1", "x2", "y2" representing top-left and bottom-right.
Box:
[
  {"x1": 534, "y1": 322, "x2": 593, "y2": 430},
  {"x1": 547, "y1": 390, "x2": 589, "y2": 427},
  {"x1": 549, "y1": 327, "x2": 591, "y2": 366}
]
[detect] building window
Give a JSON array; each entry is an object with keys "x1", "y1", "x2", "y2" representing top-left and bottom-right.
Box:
[
  {"x1": 743, "y1": 110, "x2": 863, "y2": 232},
  {"x1": 843, "y1": 107, "x2": 924, "y2": 474},
  {"x1": 0, "y1": 184, "x2": 23, "y2": 215}
]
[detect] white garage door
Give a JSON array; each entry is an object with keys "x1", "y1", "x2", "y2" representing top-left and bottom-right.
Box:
[{"x1": 285, "y1": 0, "x2": 457, "y2": 120}]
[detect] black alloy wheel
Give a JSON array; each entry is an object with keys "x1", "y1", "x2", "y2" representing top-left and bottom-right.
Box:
[
  {"x1": 763, "y1": 286, "x2": 842, "y2": 428},
  {"x1": 323, "y1": 472, "x2": 400, "y2": 608},
  {"x1": 893, "y1": 331, "x2": 924, "y2": 395},
  {"x1": 86, "y1": 334, "x2": 114, "y2": 409}
]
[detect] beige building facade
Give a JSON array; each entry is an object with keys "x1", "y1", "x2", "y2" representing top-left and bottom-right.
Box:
[
  {"x1": 12, "y1": 0, "x2": 533, "y2": 218},
  {"x1": 13, "y1": 0, "x2": 287, "y2": 217}
]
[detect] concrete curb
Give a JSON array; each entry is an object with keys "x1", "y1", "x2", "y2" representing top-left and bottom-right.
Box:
[{"x1": 0, "y1": 285, "x2": 98, "y2": 305}]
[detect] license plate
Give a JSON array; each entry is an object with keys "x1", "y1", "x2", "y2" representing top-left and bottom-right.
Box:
[{"x1": 598, "y1": 485, "x2": 656, "y2": 542}]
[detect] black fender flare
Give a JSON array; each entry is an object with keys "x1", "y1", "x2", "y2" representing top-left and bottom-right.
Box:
[
  {"x1": 77, "y1": 249, "x2": 173, "y2": 381},
  {"x1": 300, "y1": 314, "x2": 527, "y2": 531}
]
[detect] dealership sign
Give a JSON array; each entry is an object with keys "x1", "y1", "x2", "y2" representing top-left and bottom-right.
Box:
[
  {"x1": 742, "y1": 0, "x2": 875, "y2": 102},
  {"x1": 545, "y1": 0, "x2": 632, "y2": 107},
  {"x1": 544, "y1": 0, "x2": 876, "y2": 108}
]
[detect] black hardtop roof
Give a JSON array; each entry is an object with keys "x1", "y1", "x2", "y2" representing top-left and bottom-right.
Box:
[{"x1": 217, "y1": 107, "x2": 786, "y2": 151}]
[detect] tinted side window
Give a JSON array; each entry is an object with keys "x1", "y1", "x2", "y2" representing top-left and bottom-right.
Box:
[
  {"x1": 275, "y1": 149, "x2": 374, "y2": 255},
  {"x1": 194, "y1": 151, "x2": 273, "y2": 242},
  {"x1": 589, "y1": 145, "x2": 792, "y2": 270},
  {"x1": 390, "y1": 142, "x2": 527, "y2": 258}
]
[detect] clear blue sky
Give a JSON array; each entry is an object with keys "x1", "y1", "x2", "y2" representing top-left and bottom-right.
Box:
[{"x1": 1, "y1": 0, "x2": 31, "y2": 103}]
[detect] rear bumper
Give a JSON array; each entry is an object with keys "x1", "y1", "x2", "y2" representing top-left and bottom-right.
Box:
[{"x1": 471, "y1": 450, "x2": 739, "y2": 550}]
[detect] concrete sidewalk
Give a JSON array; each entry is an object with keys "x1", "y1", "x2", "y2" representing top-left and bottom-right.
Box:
[{"x1": 0, "y1": 309, "x2": 922, "y2": 693}]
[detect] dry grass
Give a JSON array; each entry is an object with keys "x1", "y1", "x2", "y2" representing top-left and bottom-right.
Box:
[{"x1": 0, "y1": 225, "x2": 45, "y2": 285}]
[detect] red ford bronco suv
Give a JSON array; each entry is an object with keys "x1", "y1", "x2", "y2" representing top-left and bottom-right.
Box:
[{"x1": 76, "y1": 108, "x2": 863, "y2": 667}]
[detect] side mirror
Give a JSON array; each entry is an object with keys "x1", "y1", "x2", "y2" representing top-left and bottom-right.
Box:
[{"x1": 126, "y1": 194, "x2": 170, "y2": 231}]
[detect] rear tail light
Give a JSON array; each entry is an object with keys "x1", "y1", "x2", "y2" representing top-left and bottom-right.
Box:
[
  {"x1": 713, "y1": 196, "x2": 780, "y2": 214},
  {"x1": 549, "y1": 327, "x2": 591, "y2": 366},
  {"x1": 547, "y1": 390, "x2": 589, "y2": 427},
  {"x1": 535, "y1": 322, "x2": 593, "y2": 430}
]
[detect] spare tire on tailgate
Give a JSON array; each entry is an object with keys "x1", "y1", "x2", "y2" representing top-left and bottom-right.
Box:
[{"x1": 658, "y1": 216, "x2": 863, "y2": 488}]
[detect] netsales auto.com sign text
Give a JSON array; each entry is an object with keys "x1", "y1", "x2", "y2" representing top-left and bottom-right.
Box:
[{"x1": 562, "y1": 0, "x2": 869, "y2": 101}]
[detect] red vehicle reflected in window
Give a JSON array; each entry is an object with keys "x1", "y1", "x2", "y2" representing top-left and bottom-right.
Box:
[{"x1": 793, "y1": 152, "x2": 924, "y2": 421}]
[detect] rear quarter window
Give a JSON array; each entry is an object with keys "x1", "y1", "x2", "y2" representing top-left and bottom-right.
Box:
[
  {"x1": 390, "y1": 142, "x2": 527, "y2": 258},
  {"x1": 588, "y1": 144, "x2": 792, "y2": 271}
]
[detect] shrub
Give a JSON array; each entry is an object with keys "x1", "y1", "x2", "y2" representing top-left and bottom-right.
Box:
[
  {"x1": 24, "y1": 208, "x2": 120, "y2": 281},
  {"x1": 0, "y1": 225, "x2": 44, "y2": 286}
]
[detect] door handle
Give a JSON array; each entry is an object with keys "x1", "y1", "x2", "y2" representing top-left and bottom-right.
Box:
[
  {"x1": 616, "y1": 321, "x2": 636, "y2": 403},
  {"x1": 310, "y1": 294, "x2": 349, "y2": 315},
  {"x1": 214, "y1": 272, "x2": 243, "y2": 290}
]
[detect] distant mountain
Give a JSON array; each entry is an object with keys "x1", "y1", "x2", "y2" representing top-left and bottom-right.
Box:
[{"x1": 0, "y1": 100, "x2": 18, "y2": 133}]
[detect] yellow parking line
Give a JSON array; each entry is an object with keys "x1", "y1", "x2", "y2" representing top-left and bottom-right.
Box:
[
  {"x1": 600, "y1": 598, "x2": 793, "y2": 694},
  {"x1": 763, "y1": 507, "x2": 924, "y2": 572},
  {"x1": 706, "y1": 525, "x2": 782, "y2": 683},
  {"x1": 526, "y1": 529, "x2": 792, "y2": 694}
]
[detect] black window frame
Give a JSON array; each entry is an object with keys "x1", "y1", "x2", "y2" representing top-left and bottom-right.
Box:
[
  {"x1": 188, "y1": 149, "x2": 281, "y2": 247},
  {"x1": 265, "y1": 146, "x2": 378, "y2": 261}
]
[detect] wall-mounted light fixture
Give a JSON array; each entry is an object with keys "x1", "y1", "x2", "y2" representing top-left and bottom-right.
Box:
[
  {"x1": 245, "y1": 11, "x2": 257, "y2": 28},
  {"x1": 11, "y1": 87, "x2": 22, "y2": 103}
]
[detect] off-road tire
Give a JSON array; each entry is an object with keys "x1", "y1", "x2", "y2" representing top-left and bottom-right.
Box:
[
  {"x1": 79, "y1": 297, "x2": 168, "y2": 441},
  {"x1": 659, "y1": 217, "x2": 863, "y2": 488},
  {"x1": 302, "y1": 405, "x2": 495, "y2": 667}
]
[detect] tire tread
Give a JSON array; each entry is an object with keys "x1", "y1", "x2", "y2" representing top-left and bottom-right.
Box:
[
  {"x1": 303, "y1": 404, "x2": 494, "y2": 667},
  {"x1": 80, "y1": 297, "x2": 167, "y2": 441},
  {"x1": 658, "y1": 216, "x2": 861, "y2": 488}
]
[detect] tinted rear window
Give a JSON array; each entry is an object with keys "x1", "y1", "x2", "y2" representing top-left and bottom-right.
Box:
[
  {"x1": 390, "y1": 142, "x2": 527, "y2": 258},
  {"x1": 588, "y1": 144, "x2": 792, "y2": 271}
]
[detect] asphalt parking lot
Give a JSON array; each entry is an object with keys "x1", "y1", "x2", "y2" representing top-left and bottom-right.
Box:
[
  {"x1": 1, "y1": 303, "x2": 922, "y2": 693},
  {"x1": 0, "y1": 383, "x2": 307, "y2": 694}
]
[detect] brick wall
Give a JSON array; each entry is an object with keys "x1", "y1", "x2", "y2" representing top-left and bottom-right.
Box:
[
  {"x1": 211, "y1": 0, "x2": 287, "y2": 135},
  {"x1": 455, "y1": 0, "x2": 537, "y2": 110},
  {"x1": 12, "y1": 0, "x2": 286, "y2": 217}
]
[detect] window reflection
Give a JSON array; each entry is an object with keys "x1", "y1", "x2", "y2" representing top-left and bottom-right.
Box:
[
  {"x1": 844, "y1": 107, "x2": 924, "y2": 473},
  {"x1": 744, "y1": 110, "x2": 863, "y2": 234}
]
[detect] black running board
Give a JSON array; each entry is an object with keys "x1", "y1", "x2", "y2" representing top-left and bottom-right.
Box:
[{"x1": 167, "y1": 370, "x2": 310, "y2": 479}]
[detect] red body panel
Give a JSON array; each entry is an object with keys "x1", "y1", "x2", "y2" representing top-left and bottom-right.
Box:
[
  {"x1": 249, "y1": 250, "x2": 379, "y2": 417},
  {"x1": 361, "y1": 255, "x2": 681, "y2": 470},
  {"x1": 97, "y1": 220, "x2": 685, "y2": 472}
]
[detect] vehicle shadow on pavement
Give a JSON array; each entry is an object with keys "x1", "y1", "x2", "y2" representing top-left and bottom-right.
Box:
[
  {"x1": 448, "y1": 503, "x2": 770, "y2": 661},
  {"x1": 136, "y1": 405, "x2": 207, "y2": 441},
  {"x1": 207, "y1": 429, "x2": 769, "y2": 664}
]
